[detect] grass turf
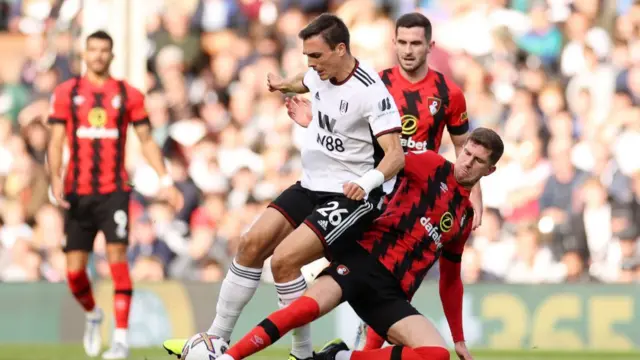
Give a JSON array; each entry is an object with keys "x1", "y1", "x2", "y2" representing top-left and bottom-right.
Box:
[{"x1": 0, "y1": 345, "x2": 639, "y2": 360}]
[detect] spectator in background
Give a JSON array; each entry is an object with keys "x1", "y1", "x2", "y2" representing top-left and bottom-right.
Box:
[
  {"x1": 128, "y1": 213, "x2": 175, "y2": 274},
  {"x1": 505, "y1": 223, "x2": 566, "y2": 283}
]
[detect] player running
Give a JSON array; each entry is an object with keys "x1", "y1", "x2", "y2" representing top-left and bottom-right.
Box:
[
  {"x1": 47, "y1": 31, "x2": 182, "y2": 359},
  {"x1": 284, "y1": 12, "x2": 484, "y2": 350},
  {"x1": 209, "y1": 127, "x2": 503, "y2": 360},
  {"x1": 164, "y1": 13, "x2": 404, "y2": 360}
]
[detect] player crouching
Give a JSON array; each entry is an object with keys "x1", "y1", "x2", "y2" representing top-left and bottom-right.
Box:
[{"x1": 213, "y1": 128, "x2": 503, "y2": 360}]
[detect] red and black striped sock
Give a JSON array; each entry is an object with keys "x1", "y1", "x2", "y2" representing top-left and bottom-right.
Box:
[
  {"x1": 226, "y1": 296, "x2": 320, "y2": 360},
  {"x1": 67, "y1": 270, "x2": 96, "y2": 312},
  {"x1": 109, "y1": 262, "x2": 132, "y2": 329}
]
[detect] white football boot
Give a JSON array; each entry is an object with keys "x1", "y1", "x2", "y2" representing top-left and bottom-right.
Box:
[{"x1": 84, "y1": 307, "x2": 104, "y2": 357}]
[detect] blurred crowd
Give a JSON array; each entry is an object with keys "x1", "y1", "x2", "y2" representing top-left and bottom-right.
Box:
[{"x1": 0, "y1": 0, "x2": 639, "y2": 285}]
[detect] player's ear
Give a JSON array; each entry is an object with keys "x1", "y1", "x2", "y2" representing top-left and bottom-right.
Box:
[
  {"x1": 486, "y1": 165, "x2": 496, "y2": 176},
  {"x1": 428, "y1": 40, "x2": 435, "y2": 52},
  {"x1": 336, "y1": 42, "x2": 347, "y2": 56}
]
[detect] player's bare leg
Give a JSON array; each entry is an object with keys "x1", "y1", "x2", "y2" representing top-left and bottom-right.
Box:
[
  {"x1": 317, "y1": 316, "x2": 450, "y2": 360},
  {"x1": 270, "y1": 224, "x2": 327, "y2": 359},
  {"x1": 217, "y1": 275, "x2": 344, "y2": 360},
  {"x1": 209, "y1": 208, "x2": 295, "y2": 341},
  {"x1": 67, "y1": 250, "x2": 104, "y2": 357},
  {"x1": 101, "y1": 243, "x2": 132, "y2": 360}
]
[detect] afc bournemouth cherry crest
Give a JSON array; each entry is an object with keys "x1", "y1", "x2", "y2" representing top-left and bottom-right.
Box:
[
  {"x1": 336, "y1": 265, "x2": 350, "y2": 275},
  {"x1": 427, "y1": 97, "x2": 441, "y2": 115}
]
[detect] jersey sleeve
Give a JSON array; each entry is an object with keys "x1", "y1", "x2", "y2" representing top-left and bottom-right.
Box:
[
  {"x1": 446, "y1": 87, "x2": 469, "y2": 136},
  {"x1": 47, "y1": 85, "x2": 71, "y2": 125},
  {"x1": 302, "y1": 68, "x2": 318, "y2": 93},
  {"x1": 126, "y1": 84, "x2": 149, "y2": 125},
  {"x1": 366, "y1": 82, "x2": 402, "y2": 137}
]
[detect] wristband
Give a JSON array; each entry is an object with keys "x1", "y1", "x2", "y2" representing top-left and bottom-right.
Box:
[
  {"x1": 159, "y1": 174, "x2": 174, "y2": 187},
  {"x1": 351, "y1": 169, "x2": 385, "y2": 195}
]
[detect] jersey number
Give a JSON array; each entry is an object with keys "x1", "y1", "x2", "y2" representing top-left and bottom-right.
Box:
[
  {"x1": 317, "y1": 134, "x2": 345, "y2": 152},
  {"x1": 316, "y1": 201, "x2": 349, "y2": 226}
]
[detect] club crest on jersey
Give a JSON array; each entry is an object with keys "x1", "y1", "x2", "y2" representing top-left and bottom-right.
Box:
[
  {"x1": 427, "y1": 97, "x2": 441, "y2": 115},
  {"x1": 440, "y1": 212, "x2": 453, "y2": 233},
  {"x1": 88, "y1": 107, "x2": 107, "y2": 127},
  {"x1": 336, "y1": 265, "x2": 350, "y2": 275},
  {"x1": 339, "y1": 100, "x2": 349, "y2": 114}
]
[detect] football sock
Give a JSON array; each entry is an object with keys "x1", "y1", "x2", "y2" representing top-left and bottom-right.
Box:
[
  {"x1": 209, "y1": 259, "x2": 262, "y2": 342},
  {"x1": 414, "y1": 346, "x2": 451, "y2": 360},
  {"x1": 225, "y1": 296, "x2": 320, "y2": 360},
  {"x1": 67, "y1": 269, "x2": 96, "y2": 312},
  {"x1": 344, "y1": 346, "x2": 449, "y2": 360},
  {"x1": 363, "y1": 326, "x2": 386, "y2": 350},
  {"x1": 110, "y1": 262, "x2": 132, "y2": 343},
  {"x1": 275, "y1": 275, "x2": 313, "y2": 359}
]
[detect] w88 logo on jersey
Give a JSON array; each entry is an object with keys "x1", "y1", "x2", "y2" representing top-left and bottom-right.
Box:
[{"x1": 316, "y1": 134, "x2": 345, "y2": 152}]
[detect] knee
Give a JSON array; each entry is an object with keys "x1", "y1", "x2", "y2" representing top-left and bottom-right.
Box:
[
  {"x1": 235, "y1": 232, "x2": 269, "y2": 268},
  {"x1": 271, "y1": 246, "x2": 301, "y2": 282}
]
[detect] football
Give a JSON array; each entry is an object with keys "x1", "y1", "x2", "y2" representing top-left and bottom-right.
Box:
[{"x1": 182, "y1": 333, "x2": 229, "y2": 360}]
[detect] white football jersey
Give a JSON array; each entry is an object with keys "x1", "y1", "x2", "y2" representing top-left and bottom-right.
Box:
[{"x1": 300, "y1": 60, "x2": 401, "y2": 195}]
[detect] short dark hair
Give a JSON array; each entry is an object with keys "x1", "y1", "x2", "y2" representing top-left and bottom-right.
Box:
[
  {"x1": 86, "y1": 30, "x2": 113, "y2": 50},
  {"x1": 395, "y1": 12, "x2": 432, "y2": 41},
  {"x1": 298, "y1": 13, "x2": 350, "y2": 52},
  {"x1": 467, "y1": 127, "x2": 504, "y2": 165}
]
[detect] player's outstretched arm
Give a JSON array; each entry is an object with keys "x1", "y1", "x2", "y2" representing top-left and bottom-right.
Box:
[
  {"x1": 134, "y1": 122, "x2": 184, "y2": 210},
  {"x1": 285, "y1": 96, "x2": 312, "y2": 128},
  {"x1": 267, "y1": 71, "x2": 309, "y2": 94}
]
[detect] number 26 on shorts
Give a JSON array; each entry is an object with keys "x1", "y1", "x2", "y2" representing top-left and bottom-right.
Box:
[{"x1": 316, "y1": 201, "x2": 348, "y2": 226}]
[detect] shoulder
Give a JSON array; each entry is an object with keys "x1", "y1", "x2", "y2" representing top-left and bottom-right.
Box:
[
  {"x1": 120, "y1": 80, "x2": 145, "y2": 97},
  {"x1": 408, "y1": 149, "x2": 446, "y2": 163},
  {"x1": 378, "y1": 66, "x2": 396, "y2": 87},
  {"x1": 53, "y1": 77, "x2": 80, "y2": 95},
  {"x1": 351, "y1": 61, "x2": 382, "y2": 89},
  {"x1": 435, "y1": 70, "x2": 464, "y2": 99}
]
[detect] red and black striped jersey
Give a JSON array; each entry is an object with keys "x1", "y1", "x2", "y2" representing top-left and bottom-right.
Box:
[
  {"x1": 358, "y1": 150, "x2": 474, "y2": 297},
  {"x1": 379, "y1": 66, "x2": 469, "y2": 153},
  {"x1": 48, "y1": 76, "x2": 149, "y2": 196}
]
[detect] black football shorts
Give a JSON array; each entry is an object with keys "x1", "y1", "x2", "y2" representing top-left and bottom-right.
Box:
[
  {"x1": 63, "y1": 191, "x2": 131, "y2": 252},
  {"x1": 268, "y1": 181, "x2": 380, "y2": 257},
  {"x1": 318, "y1": 243, "x2": 420, "y2": 340}
]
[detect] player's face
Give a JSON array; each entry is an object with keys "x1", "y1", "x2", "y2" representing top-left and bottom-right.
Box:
[
  {"x1": 454, "y1": 140, "x2": 496, "y2": 187},
  {"x1": 393, "y1": 27, "x2": 432, "y2": 73},
  {"x1": 303, "y1": 35, "x2": 346, "y2": 81},
  {"x1": 84, "y1": 38, "x2": 113, "y2": 75}
]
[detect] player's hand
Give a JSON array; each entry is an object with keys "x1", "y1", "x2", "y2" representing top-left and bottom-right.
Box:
[
  {"x1": 267, "y1": 72, "x2": 285, "y2": 92},
  {"x1": 454, "y1": 341, "x2": 473, "y2": 360},
  {"x1": 343, "y1": 182, "x2": 366, "y2": 201},
  {"x1": 285, "y1": 96, "x2": 312, "y2": 127},
  {"x1": 159, "y1": 185, "x2": 184, "y2": 211},
  {"x1": 50, "y1": 177, "x2": 70, "y2": 209}
]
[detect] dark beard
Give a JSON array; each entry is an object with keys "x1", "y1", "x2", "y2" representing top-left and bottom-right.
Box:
[{"x1": 399, "y1": 57, "x2": 426, "y2": 74}]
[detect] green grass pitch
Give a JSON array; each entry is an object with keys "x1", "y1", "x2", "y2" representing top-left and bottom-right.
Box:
[{"x1": 0, "y1": 345, "x2": 639, "y2": 360}]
